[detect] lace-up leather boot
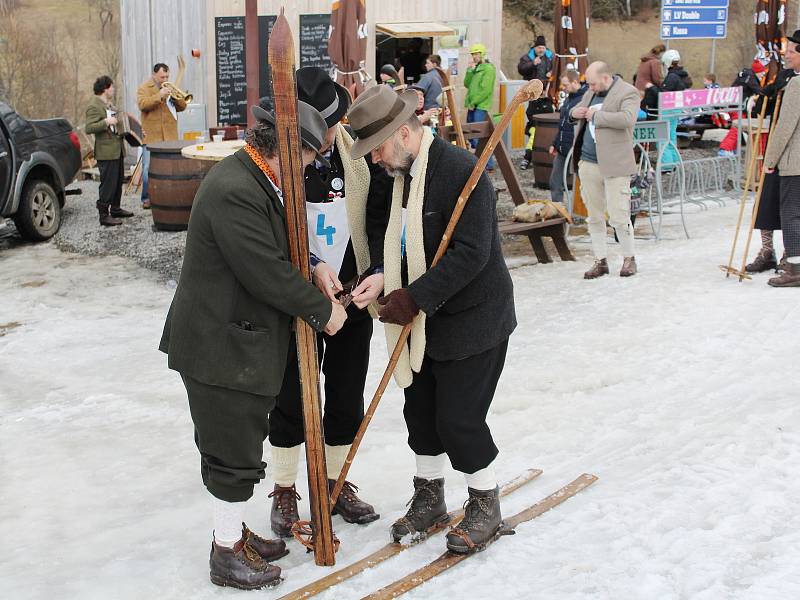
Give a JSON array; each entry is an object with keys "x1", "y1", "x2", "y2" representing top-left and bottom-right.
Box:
[
  {"x1": 209, "y1": 537, "x2": 282, "y2": 590},
  {"x1": 328, "y1": 479, "x2": 380, "y2": 524},
  {"x1": 746, "y1": 249, "x2": 777, "y2": 273},
  {"x1": 390, "y1": 477, "x2": 449, "y2": 543},
  {"x1": 446, "y1": 485, "x2": 502, "y2": 554},
  {"x1": 269, "y1": 484, "x2": 301, "y2": 538},
  {"x1": 241, "y1": 523, "x2": 288, "y2": 562},
  {"x1": 583, "y1": 258, "x2": 609, "y2": 279}
]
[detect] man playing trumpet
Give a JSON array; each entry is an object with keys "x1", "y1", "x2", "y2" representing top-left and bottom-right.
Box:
[{"x1": 137, "y1": 62, "x2": 188, "y2": 209}]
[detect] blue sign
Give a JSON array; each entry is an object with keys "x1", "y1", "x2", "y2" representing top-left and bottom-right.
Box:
[
  {"x1": 661, "y1": 22, "x2": 727, "y2": 40},
  {"x1": 663, "y1": 0, "x2": 728, "y2": 6},
  {"x1": 662, "y1": 8, "x2": 727, "y2": 22},
  {"x1": 661, "y1": 0, "x2": 728, "y2": 40}
]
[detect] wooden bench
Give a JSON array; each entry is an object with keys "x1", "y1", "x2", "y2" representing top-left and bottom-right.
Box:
[
  {"x1": 498, "y1": 217, "x2": 574, "y2": 263},
  {"x1": 440, "y1": 120, "x2": 575, "y2": 264}
]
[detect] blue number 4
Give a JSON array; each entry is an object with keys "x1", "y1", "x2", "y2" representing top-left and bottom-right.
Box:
[{"x1": 316, "y1": 214, "x2": 336, "y2": 246}]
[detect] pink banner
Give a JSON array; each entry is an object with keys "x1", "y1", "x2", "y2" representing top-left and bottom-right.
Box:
[{"x1": 660, "y1": 87, "x2": 742, "y2": 110}]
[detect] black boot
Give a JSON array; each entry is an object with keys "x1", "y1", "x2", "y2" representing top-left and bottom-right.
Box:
[
  {"x1": 329, "y1": 479, "x2": 380, "y2": 524},
  {"x1": 446, "y1": 485, "x2": 502, "y2": 554},
  {"x1": 390, "y1": 477, "x2": 449, "y2": 543},
  {"x1": 745, "y1": 248, "x2": 777, "y2": 273},
  {"x1": 268, "y1": 484, "x2": 301, "y2": 538},
  {"x1": 110, "y1": 207, "x2": 134, "y2": 218},
  {"x1": 209, "y1": 538, "x2": 282, "y2": 590},
  {"x1": 97, "y1": 203, "x2": 122, "y2": 227},
  {"x1": 241, "y1": 523, "x2": 288, "y2": 562}
]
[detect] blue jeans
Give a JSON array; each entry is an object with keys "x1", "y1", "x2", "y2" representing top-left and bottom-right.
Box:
[
  {"x1": 467, "y1": 108, "x2": 496, "y2": 170},
  {"x1": 140, "y1": 145, "x2": 151, "y2": 203}
]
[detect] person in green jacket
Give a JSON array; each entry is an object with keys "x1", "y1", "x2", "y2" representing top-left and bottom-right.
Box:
[
  {"x1": 84, "y1": 76, "x2": 133, "y2": 226},
  {"x1": 463, "y1": 43, "x2": 496, "y2": 169}
]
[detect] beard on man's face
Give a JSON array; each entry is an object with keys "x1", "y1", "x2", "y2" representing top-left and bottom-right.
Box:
[{"x1": 379, "y1": 137, "x2": 414, "y2": 178}]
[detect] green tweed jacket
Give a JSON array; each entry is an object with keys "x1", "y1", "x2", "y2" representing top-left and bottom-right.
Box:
[
  {"x1": 84, "y1": 95, "x2": 123, "y2": 161},
  {"x1": 159, "y1": 149, "x2": 332, "y2": 397}
]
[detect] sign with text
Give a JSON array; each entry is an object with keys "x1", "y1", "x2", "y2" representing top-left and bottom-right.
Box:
[
  {"x1": 659, "y1": 86, "x2": 742, "y2": 110},
  {"x1": 300, "y1": 14, "x2": 333, "y2": 71},
  {"x1": 633, "y1": 120, "x2": 670, "y2": 144},
  {"x1": 661, "y1": 0, "x2": 728, "y2": 40}
]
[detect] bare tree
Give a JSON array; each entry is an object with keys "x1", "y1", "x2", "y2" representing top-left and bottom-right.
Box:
[
  {"x1": 86, "y1": 0, "x2": 115, "y2": 40},
  {"x1": 0, "y1": 0, "x2": 19, "y2": 16}
]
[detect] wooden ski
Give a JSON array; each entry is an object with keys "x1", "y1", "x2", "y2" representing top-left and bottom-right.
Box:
[
  {"x1": 361, "y1": 473, "x2": 598, "y2": 599},
  {"x1": 268, "y1": 8, "x2": 336, "y2": 566},
  {"x1": 276, "y1": 469, "x2": 543, "y2": 600}
]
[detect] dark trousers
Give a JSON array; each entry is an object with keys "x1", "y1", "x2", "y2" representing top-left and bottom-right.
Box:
[
  {"x1": 269, "y1": 309, "x2": 373, "y2": 448},
  {"x1": 780, "y1": 174, "x2": 800, "y2": 257},
  {"x1": 97, "y1": 155, "x2": 124, "y2": 213},
  {"x1": 403, "y1": 339, "x2": 508, "y2": 474},
  {"x1": 182, "y1": 374, "x2": 275, "y2": 502}
]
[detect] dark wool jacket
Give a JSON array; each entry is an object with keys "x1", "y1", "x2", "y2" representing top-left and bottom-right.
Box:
[
  {"x1": 518, "y1": 50, "x2": 553, "y2": 83},
  {"x1": 555, "y1": 84, "x2": 588, "y2": 156},
  {"x1": 159, "y1": 149, "x2": 332, "y2": 397},
  {"x1": 406, "y1": 137, "x2": 516, "y2": 361}
]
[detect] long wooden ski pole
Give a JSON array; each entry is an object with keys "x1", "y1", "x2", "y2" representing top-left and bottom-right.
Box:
[
  {"x1": 721, "y1": 97, "x2": 768, "y2": 278},
  {"x1": 434, "y1": 66, "x2": 467, "y2": 149},
  {"x1": 737, "y1": 91, "x2": 783, "y2": 282},
  {"x1": 330, "y1": 78, "x2": 546, "y2": 508},
  {"x1": 268, "y1": 9, "x2": 336, "y2": 566}
]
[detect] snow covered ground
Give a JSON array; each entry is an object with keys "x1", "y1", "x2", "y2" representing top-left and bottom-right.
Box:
[{"x1": 1, "y1": 202, "x2": 798, "y2": 599}]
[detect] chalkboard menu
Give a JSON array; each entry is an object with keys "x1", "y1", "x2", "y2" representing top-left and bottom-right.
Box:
[
  {"x1": 300, "y1": 14, "x2": 332, "y2": 71},
  {"x1": 215, "y1": 15, "x2": 277, "y2": 124},
  {"x1": 215, "y1": 16, "x2": 246, "y2": 124}
]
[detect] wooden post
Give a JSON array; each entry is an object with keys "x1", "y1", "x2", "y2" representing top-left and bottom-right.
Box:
[
  {"x1": 245, "y1": 0, "x2": 259, "y2": 129},
  {"x1": 435, "y1": 66, "x2": 467, "y2": 149},
  {"x1": 268, "y1": 8, "x2": 336, "y2": 566}
]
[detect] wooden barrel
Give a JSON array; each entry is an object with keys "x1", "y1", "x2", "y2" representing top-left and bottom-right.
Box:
[
  {"x1": 531, "y1": 112, "x2": 561, "y2": 189},
  {"x1": 148, "y1": 141, "x2": 213, "y2": 231}
]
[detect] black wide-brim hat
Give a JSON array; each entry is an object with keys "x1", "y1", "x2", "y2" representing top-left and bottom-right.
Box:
[
  {"x1": 251, "y1": 100, "x2": 330, "y2": 168},
  {"x1": 296, "y1": 66, "x2": 352, "y2": 129},
  {"x1": 788, "y1": 29, "x2": 800, "y2": 45}
]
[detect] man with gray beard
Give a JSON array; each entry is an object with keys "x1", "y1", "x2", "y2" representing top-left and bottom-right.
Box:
[{"x1": 346, "y1": 84, "x2": 516, "y2": 554}]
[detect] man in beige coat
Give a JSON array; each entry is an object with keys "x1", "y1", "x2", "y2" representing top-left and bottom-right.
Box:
[
  {"x1": 136, "y1": 62, "x2": 187, "y2": 208},
  {"x1": 764, "y1": 31, "x2": 800, "y2": 287},
  {"x1": 571, "y1": 61, "x2": 640, "y2": 279}
]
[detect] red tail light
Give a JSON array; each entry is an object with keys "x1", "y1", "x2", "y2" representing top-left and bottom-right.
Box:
[{"x1": 69, "y1": 131, "x2": 81, "y2": 151}]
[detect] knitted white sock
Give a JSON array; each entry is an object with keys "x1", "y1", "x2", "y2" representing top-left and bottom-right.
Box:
[
  {"x1": 325, "y1": 444, "x2": 351, "y2": 481},
  {"x1": 415, "y1": 453, "x2": 447, "y2": 480},
  {"x1": 271, "y1": 445, "x2": 302, "y2": 487},
  {"x1": 463, "y1": 463, "x2": 497, "y2": 492},
  {"x1": 212, "y1": 496, "x2": 246, "y2": 548}
]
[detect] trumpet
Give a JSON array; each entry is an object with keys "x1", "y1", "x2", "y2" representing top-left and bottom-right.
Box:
[
  {"x1": 162, "y1": 81, "x2": 193, "y2": 103},
  {"x1": 163, "y1": 55, "x2": 193, "y2": 103}
]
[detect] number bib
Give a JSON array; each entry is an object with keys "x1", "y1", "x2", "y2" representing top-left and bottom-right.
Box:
[{"x1": 306, "y1": 196, "x2": 351, "y2": 275}]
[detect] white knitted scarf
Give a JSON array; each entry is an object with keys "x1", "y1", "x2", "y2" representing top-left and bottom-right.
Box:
[
  {"x1": 383, "y1": 127, "x2": 435, "y2": 388},
  {"x1": 334, "y1": 124, "x2": 378, "y2": 317}
]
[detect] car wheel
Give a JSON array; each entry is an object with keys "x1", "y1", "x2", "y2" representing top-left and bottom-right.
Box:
[{"x1": 13, "y1": 180, "x2": 62, "y2": 241}]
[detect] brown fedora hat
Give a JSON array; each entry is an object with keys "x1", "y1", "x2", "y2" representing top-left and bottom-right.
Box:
[{"x1": 347, "y1": 85, "x2": 418, "y2": 159}]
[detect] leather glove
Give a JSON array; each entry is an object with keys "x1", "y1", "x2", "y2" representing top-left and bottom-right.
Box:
[{"x1": 377, "y1": 288, "x2": 419, "y2": 325}]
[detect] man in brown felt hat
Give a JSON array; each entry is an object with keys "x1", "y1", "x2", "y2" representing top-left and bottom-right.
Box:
[
  {"x1": 159, "y1": 101, "x2": 346, "y2": 590},
  {"x1": 346, "y1": 84, "x2": 517, "y2": 554}
]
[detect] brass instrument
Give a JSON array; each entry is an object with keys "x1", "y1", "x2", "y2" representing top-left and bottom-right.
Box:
[{"x1": 163, "y1": 55, "x2": 193, "y2": 103}]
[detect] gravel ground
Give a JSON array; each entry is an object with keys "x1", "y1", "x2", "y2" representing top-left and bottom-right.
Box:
[{"x1": 4, "y1": 140, "x2": 719, "y2": 281}]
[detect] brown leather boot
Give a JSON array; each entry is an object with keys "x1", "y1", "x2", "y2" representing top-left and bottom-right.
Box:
[
  {"x1": 328, "y1": 479, "x2": 380, "y2": 525},
  {"x1": 269, "y1": 484, "x2": 301, "y2": 538},
  {"x1": 390, "y1": 477, "x2": 449, "y2": 543},
  {"x1": 583, "y1": 258, "x2": 609, "y2": 279},
  {"x1": 768, "y1": 261, "x2": 800, "y2": 287},
  {"x1": 110, "y1": 207, "x2": 134, "y2": 218},
  {"x1": 446, "y1": 485, "x2": 502, "y2": 554},
  {"x1": 620, "y1": 256, "x2": 638, "y2": 277},
  {"x1": 99, "y1": 213, "x2": 122, "y2": 227},
  {"x1": 241, "y1": 523, "x2": 288, "y2": 562},
  {"x1": 745, "y1": 249, "x2": 777, "y2": 273},
  {"x1": 209, "y1": 538, "x2": 282, "y2": 590}
]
